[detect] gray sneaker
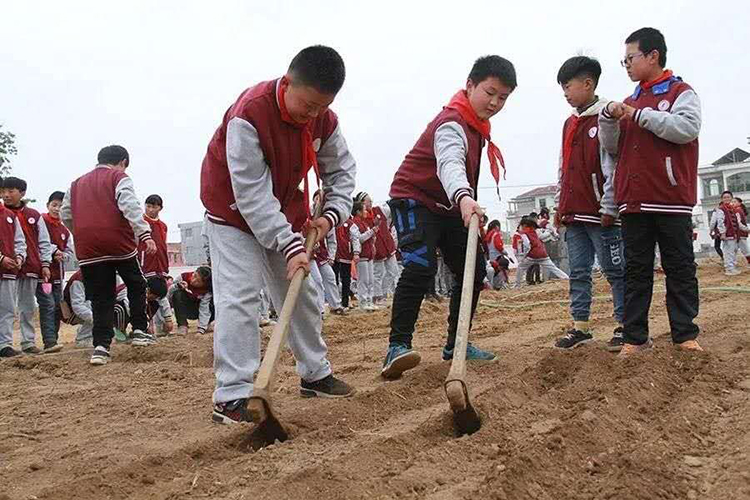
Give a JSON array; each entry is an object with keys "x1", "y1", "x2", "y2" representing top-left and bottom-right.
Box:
[
  {"x1": 131, "y1": 330, "x2": 156, "y2": 347},
  {"x1": 90, "y1": 346, "x2": 111, "y2": 365}
]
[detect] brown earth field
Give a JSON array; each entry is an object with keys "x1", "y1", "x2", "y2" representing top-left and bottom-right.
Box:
[{"x1": 1, "y1": 260, "x2": 749, "y2": 500}]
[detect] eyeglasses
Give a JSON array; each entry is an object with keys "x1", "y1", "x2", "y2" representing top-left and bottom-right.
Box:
[{"x1": 620, "y1": 52, "x2": 646, "y2": 67}]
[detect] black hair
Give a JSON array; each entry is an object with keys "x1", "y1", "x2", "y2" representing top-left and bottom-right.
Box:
[
  {"x1": 2, "y1": 176, "x2": 27, "y2": 192},
  {"x1": 520, "y1": 216, "x2": 538, "y2": 229},
  {"x1": 147, "y1": 276, "x2": 168, "y2": 299},
  {"x1": 354, "y1": 191, "x2": 369, "y2": 203},
  {"x1": 288, "y1": 45, "x2": 346, "y2": 95},
  {"x1": 721, "y1": 190, "x2": 733, "y2": 197},
  {"x1": 539, "y1": 207, "x2": 550, "y2": 217},
  {"x1": 625, "y1": 27, "x2": 667, "y2": 67},
  {"x1": 145, "y1": 194, "x2": 163, "y2": 207},
  {"x1": 98, "y1": 145, "x2": 129, "y2": 167},
  {"x1": 195, "y1": 266, "x2": 212, "y2": 292},
  {"x1": 468, "y1": 55, "x2": 517, "y2": 90},
  {"x1": 529, "y1": 212, "x2": 539, "y2": 218},
  {"x1": 351, "y1": 200, "x2": 364, "y2": 216},
  {"x1": 47, "y1": 191, "x2": 65, "y2": 204},
  {"x1": 557, "y1": 56, "x2": 601, "y2": 86},
  {"x1": 735, "y1": 197, "x2": 748, "y2": 216},
  {"x1": 488, "y1": 219, "x2": 501, "y2": 231}
]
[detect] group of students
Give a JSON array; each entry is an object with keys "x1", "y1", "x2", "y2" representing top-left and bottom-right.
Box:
[
  {"x1": 0, "y1": 167, "x2": 216, "y2": 361},
  {"x1": 0, "y1": 26, "x2": 711, "y2": 424},
  {"x1": 711, "y1": 190, "x2": 749, "y2": 276}
]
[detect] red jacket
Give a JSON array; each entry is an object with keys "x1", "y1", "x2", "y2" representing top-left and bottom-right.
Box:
[
  {"x1": 389, "y1": 108, "x2": 484, "y2": 216},
  {"x1": 613, "y1": 76, "x2": 699, "y2": 215},
  {"x1": 70, "y1": 166, "x2": 150, "y2": 266},
  {"x1": 371, "y1": 206, "x2": 396, "y2": 260},
  {"x1": 139, "y1": 216, "x2": 169, "y2": 277},
  {"x1": 42, "y1": 213, "x2": 71, "y2": 284},
  {"x1": 0, "y1": 206, "x2": 22, "y2": 280},
  {"x1": 6, "y1": 204, "x2": 48, "y2": 279},
  {"x1": 738, "y1": 208, "x2": 748, "y2": 238},
  {"x1": 180, "y1": 272, "x2": 210, "y2": 300},
  {"x1": 514, "y1": 228, "x2": 547, "y2": 259},
  {"x1": 313, "y1": 238, "x2": 330, "y2": 265},
  {"x1": 484, "y1": 227, "x2": 505, "y2": 260},
  {"x1": 335, "y1": 219, "x2": 354, "y2": 263},
  {"x1": 352, "y1": 216, "x2": 375, "y2": 261},
  {"x1": 201, "y1": 79, "x2": 338, "y2": 236},
  {"x1": 719, "y1": 203, "x2": 739, "y2": 239}
]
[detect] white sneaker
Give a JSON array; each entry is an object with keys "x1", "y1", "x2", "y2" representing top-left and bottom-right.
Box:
[
  {"x1": 725, "y1": 270, "x2": 741, "y2": 276},
  {"x1": 90, "y1": 346, "x2": 110, "y2": 365}
]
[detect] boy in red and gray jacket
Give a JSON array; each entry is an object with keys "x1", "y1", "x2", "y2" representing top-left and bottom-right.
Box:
[
  {"x1": 381, "y1": 56, "x2": 517, "y2": 379},
  {"x1": 61, "y1": 145, "x2": 158, "y2": 365},
  {"x1": 513, "y1": 217, "x2": 569, "y2": 288},
  {"x1": 201, "y1": 46, "x2": 357, "y2": 424},
  {"x1": 599, "y1": 27, "x2": 703, "y2": 354},
  {"x1": 139, "y1": 194, "x2": 173, "y2": 334},
  {"x1": 0, "y1": 183, "x2": 27, "y2": 358}
]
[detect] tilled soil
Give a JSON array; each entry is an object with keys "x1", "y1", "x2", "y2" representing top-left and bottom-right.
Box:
[{"x1": 1, "y1": 262, "x2": 749, "y2": 500}]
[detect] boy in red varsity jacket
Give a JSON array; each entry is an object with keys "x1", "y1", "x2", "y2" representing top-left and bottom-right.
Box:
[
  {"x1": 2, "y1": 177, "x2": 54, "y2": 355},
  {"x1": 350, "y1": 199, "x2": 379, "y2": 312},
  {"x1": 140, "y1": 194, "x2": 173, "y2": 334},
  {"x1": 334, "y1": 216, "x2": 355, "y2": 309},
  {"x1": 41, "y1": 191, "x2": 76, "y2": 352},
  {"x1": 0, "y1": 181, "x2": 27, "y2": 358},
  {"x1": 168, "y1": 268, "x2": 214, "y2": 335},
  {"x1": 552, "y1": 56, "x2": 627, "y2": 351},
  {"x1": 599, "y1": 27, "x2": 703, "y2": 354},
  {"x1": 200, "y1": 46, "x2": 357, "y2": 423},
  {"x1": 711, "y1": 190, "x2": 741, "y2": 275},
  {"x1": 61, "y1": 145, "x2": 158, "y2": 365},
  {"x1": 513, "y1": 217, "x2": 569, "y2": 288},
  {"x1": 733, "y1": 197, "x2": 750, "y2": 264},
  {"x1": 310, "y1": 190, "x2": 345, "y2": 316},
  {"x1": 356, "y1": 192, "x2": 399, "y2": 304},
  {"x1": 381, "y1": 56, "x2": 517, "y2": 379}
]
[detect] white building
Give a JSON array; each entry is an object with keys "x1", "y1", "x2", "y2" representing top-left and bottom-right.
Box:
[
  {"x1": 506, "y1": 185, "x2": 557, "y2": 230},
  {"x1": 178, "y1": 220, "x2": 207, "y2": 266}
]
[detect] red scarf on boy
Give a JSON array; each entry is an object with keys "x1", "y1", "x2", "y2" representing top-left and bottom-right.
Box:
[
  {"x1": 278, "y1": 77, "x2": 321, "y2": 218},
  {"x1": 640, "y1": 69, "x2": 673, "y2": 90},
  {"x1": 445, "y1": 90, "x2": 506, "y2": 199}
]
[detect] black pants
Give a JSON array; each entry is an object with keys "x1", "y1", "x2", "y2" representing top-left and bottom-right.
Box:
[
  {"x1": 388, "y1": 199, "x2": 486, "y2": 349},
  {"x1": 80, "y1": 257, "x2": 149, "y2": 349},
  {"x1": 171, "y1": 288, "x2": 215, "y2": 326},
  {"x1": 527, "y1": 264, "x2": 541, "y2": 284},
  {"x1": 621, "y1": 213, "x2": 699, "y2": 345},
  {"x1": 713, "y1": 237, "x2": 723, "y2": 258},
  {"x1": 334, "y1": 261, "x2": 352, "y2": 308}
]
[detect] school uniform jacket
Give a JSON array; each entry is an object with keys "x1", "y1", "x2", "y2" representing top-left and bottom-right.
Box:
[
  {"x1": 350, "y1": 216, "x2": 375, "y2": 261},
  {"x1": 713, "y1": 203, "x2": 740, "y2": 240},
  {"x1": 555, "y1": 98, "x2": 619, "y2": 224},
  {"x1": 5, "y1": 204, "x2": 52, "y2": 279},
  {"x1": 61, "y1": 165, "x2": 153, "y2": 266},
  {"x1": 335, "y1": 218, "x2": 354, "y2": 264},
  {"x1": 168, "y1": 272, "x2": 212, "y2": 331},
  {"x1": 389, "y1": 108, "x2": 484, "y2": 216},
  {"x1": 371, "y1": 205, "x2": 396, "y2": 260},
  {"x1": 200, "y1": 78, "x2": 356, "y2": 263},
  {"x1": 139, "y1": 215, "x2": 169, "y2": 277},
  {"x1": 0, "y1": 206, "x2": 27, "y2": 280},
  {"x1": 42, "y1": 213, "x2": 75, "y2": 284},
  {"x1": 513, "y1": 229, "x2": 548, "y2": 260},
  {"x1": 598, "y1": 73, "x2": 701, "y2": 215},
  {"x1": 484, "y1": 227, "x2": 505, "y2": 262}
]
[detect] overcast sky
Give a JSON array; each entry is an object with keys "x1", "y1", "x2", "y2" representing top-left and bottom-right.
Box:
[{"x1": 2, "y1": 0, "x2": 749, "y2": 241}]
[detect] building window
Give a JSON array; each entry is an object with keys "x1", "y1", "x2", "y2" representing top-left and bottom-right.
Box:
[
  {"x1": 709, "y1": 179, "x2": 720, "y2": 197},
  {"x1": 727, "y1": 172, "x2": 750, "y2": 194},
  {"x1": 539, "y1": 198, "x2": 547, "y2": 209},
  {"x1": 184, "y1": 228, "x2": 193, "y2": 238}
]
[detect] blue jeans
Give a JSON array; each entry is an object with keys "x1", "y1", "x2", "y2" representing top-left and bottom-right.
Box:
[{"x1": 565, "y1": 223, "x2": 625, "y2": 323}]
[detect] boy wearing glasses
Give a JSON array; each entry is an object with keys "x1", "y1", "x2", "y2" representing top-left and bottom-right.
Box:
[{"x1": 599, "y1": 27, "x2": 703, "y2": 355}]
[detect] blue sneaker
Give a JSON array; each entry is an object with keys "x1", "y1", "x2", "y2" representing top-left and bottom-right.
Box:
[
  {"x1": 442, "y1": 343, "x2": 497, "y2": 362},
  {"x1": 381, "y1": 344, "x2": 421, "y2": 379}
]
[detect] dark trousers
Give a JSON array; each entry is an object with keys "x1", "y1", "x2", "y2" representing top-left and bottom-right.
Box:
[
  {"x1": 713, "y1": 237, "x2": 723, "y2": 259},
  {"x1": 80, "y1": 257, "x2": 149, "y2": 349},
  {"x1": 388, "y1": 199, "x2": 486, "y2": 350},
  {"x1": 621, "y1": 213, "x2": 699, "y2": 345},
  {"x1": 526, "y1": 264, "x2": 541, "y2": 284},
  {"x1": 36, "y1": 282, "x2": 59, "y2": 348},
  {"x1": 171, "y1": 288, "x2": 215, "y2": 326},
  {"x1": 334, "y1": 261, "x2": 352, "y2": 308}
]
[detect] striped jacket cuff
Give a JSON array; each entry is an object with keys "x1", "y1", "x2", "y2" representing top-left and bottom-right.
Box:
[
  {"x1": 282, "y1": 239, "x2": 306, "y2": 262},
  {"x1": 453, "y1": 188, "x2": 473, "y2": 206},
  {"x1": 138, "y1": 232, "x2": 153, "y2": 243},
  {"x1": 633, "y1": 108, "x2": 644, "y2": 126},
  {"x1": 323, "y1": 210, "x2": 339, "y2": 229},
  {"x1": 601, "y1": 103, "x2": 614, "y2": 119}
]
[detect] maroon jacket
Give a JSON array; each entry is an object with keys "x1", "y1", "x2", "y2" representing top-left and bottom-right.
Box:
[
  {"x1": 352, "y1": 216, "x2": 375, "y2": 261},
  {"x1": 522, "y1": 228, "x2": 548, "y2": 259},
  {"x1": 389, "y1": 108, "x2": 484, "y2": 216},
  {"x1": 371, "y1": 206, "x2": 396, "y2": 260},
  {"x1": 42, "y1": 213, "x2": 71, "y2": 284},
  {"x1": 1, "y1": 207, "x2": 23, "y2": 280},
  {"x1": 139, "y1": 216, "x2": 169, "y2": 277},
  {"x1": 719, "y1": 203, "x2": 739, "y2": 240},
  {"x1": 6, "y1": 204, "x2": 49, "y2": 279},
  {"x1": 335, "y1": 219, "x2": 354, "y2": 263},
  {"x1": 608, "y1": 76, "x2": 699, "y2": 215},
  {"x1": 201, "y1": 79, "x2": 338, "y2": 236},
  {"x1": 738, "y1": 208, "x2": 748, "y2": 238}
]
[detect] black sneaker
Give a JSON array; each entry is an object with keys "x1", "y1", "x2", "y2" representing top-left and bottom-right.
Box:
[
  {"x1": 43, "y1": 344, "x2": 63, "y2": 354},
  {"x1": 90, "y1": 346, "x2": 111, "y2": 365},
  {"x1": 554, "y1": 329, "x2": 594, "y2": 349},
  {"x1": 212, "y1": 398, "x2": 251, "y2": 424},
  {"x1": 606, "y1": 326, "x2": 625, "y2": 353},
  {"x1": 22, "y1": 346, "x2": 42, "y2": 355},
  {"x1": 0, "y1": 346, "x2": 21, "y2": 358},
  {"x1": 131, "y1": 330, "x2": 156, "y2": 347},
  {"x1": 300, "y1": 374, "x2": 355, "y2": 398}
]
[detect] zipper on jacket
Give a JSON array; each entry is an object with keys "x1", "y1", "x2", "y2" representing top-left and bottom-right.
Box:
[{"x1": 665, "y1": 157, "x2": 678, "y2": 186}]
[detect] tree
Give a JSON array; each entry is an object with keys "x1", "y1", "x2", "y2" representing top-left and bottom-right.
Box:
[{"x1": 0, "y1": 125, "x2": 18, "y2": 176}]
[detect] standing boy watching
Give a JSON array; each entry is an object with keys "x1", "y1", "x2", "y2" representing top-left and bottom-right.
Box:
[
  {"x1": 140, "y1": 194, "x2": 173, "y2": 334},
  {"x1": 0, "y1": 181, "x2": 27, "y2": 358},
  {"x1": 553, "y1": 56, "x2": 626, "y2": 351},
  {"x1": 599, "y1": 27, "x2": 703, "y2": 354},
  {"x1": 61, "y1": 145, "x2": 158, "y2": 365},
  {"x1": 382, "y1": 55, "x2": 516, "y2": 379},
  {"x1": 2, "y1": 176, "x2": 53, "y2": 354},
  {"x1": 201, "y1": 45, "x2": 357, "y2": 424}
]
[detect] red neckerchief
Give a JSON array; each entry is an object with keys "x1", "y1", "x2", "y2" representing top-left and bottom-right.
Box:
[
  {"x1": 445, "y1": 90, "x2": 506, "y2": 199},
  {"x1": 42, "y1": 213, "x2": 63, "y2": 228},
  {"x1": 6, "y1": 204, "x2": 33, "y2": 241},
  {"x1": 561, "y1": 116, "x2": 580, "y2": 177},
  {"x1": 640, "y1": 69, "x2": 673, "y2": 90},
  {"x1": 278, "y1": 77, "x2": 320, "y2": 218}
]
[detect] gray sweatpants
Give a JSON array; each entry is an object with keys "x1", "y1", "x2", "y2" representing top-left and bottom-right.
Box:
[
  {"x1": 356, "y1": 259, "x2": 374, "y2": 304},
  {"x1": 722, "y1": 239, "x2": 738, "y2": 272},
  {"x1": 0, "y1": 280, "x2": 18, "y2": 349},
  {"x1": 207, "y1": 222, "x2": 332, "y2": 404},
  {"x1": 16, "y1": 277, "x2": 39, "y2": 349},
  {"x1": 514, "y1": 257, "x2": 569, "y2": 288},
  {"x1": 373, "y1": 254, "x2": 399, "y2": 297}
]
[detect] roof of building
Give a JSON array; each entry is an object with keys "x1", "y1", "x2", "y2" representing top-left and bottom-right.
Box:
[
  {"x1": 713, "y1": 147, "x2": 750, "y2": 166},
  {"x1": 511, "y1": 185, "x2": 557, "y2": 200}
]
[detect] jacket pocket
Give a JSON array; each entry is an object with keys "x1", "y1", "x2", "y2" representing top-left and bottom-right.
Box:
[
  {"x1": 591, "y1": 173, "x2": 602, "y2": 202},
  {"x1": 665, "y1": 157, "x2": 678, "y2": 187}
]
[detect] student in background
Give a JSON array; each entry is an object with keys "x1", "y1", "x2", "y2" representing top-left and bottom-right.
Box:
[
  {"x1": 0, "y1": 182, "x2": 27, "y2": 358},
  {"x1": 169, "y1": 267, "x2": 214, "y2": 335}
]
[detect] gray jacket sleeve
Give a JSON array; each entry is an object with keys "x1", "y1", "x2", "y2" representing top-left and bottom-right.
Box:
[
  {"x1": 435, "y1": 122, "x2": 473, "y2": 206},
  {"x1": 14, "y1": 218, "x2": 27, "y2": 260},
  {"x1": 198, "y1": 294, "x2": 212, "y2": 331},
  {"x1": 158, "y1": 296, "x2": 173, "y2": 321},
  {"x1": 317, "y1": 123, "x2": 357, "y2": 229},
  {"x1": 715, "y1": 209, "x2": 727, "y2": 235},
  {"x1": 115, "y1": 177, "x2": 152, "y2": 242},
  {"x1": 635, "y1": 90, "x2": 701, "y2": 145},
  {"x1": 61, "y1": 186, "x2": 74, "y2": 233},
  {"x1": 226, "y1": 117, "x2": 305, "y2": 261},
  {"x1": 63, "y1": 233, "x2": 76, "y2": 261},
  {"x1": 737, "y1": 213, "x2": 749, "y2": 232},
  {"x1": 349, "y1": 224, "x2": 373, "y2": 255},
  {"x1": 70, "y1": 281, "x2": 93, "y2": 324},
  {"x1": 326, "y1": 230, "x2": 337, "y2": 261},
  {"x1": 36, "y1": 217, "x2": 53, "y2": 266},
  {"x1": 599, "y1": 146, "x2": 619, "y2": 217},
  {"x1": 598, "y1": 104, "x2": 621, "y2": 156}
]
